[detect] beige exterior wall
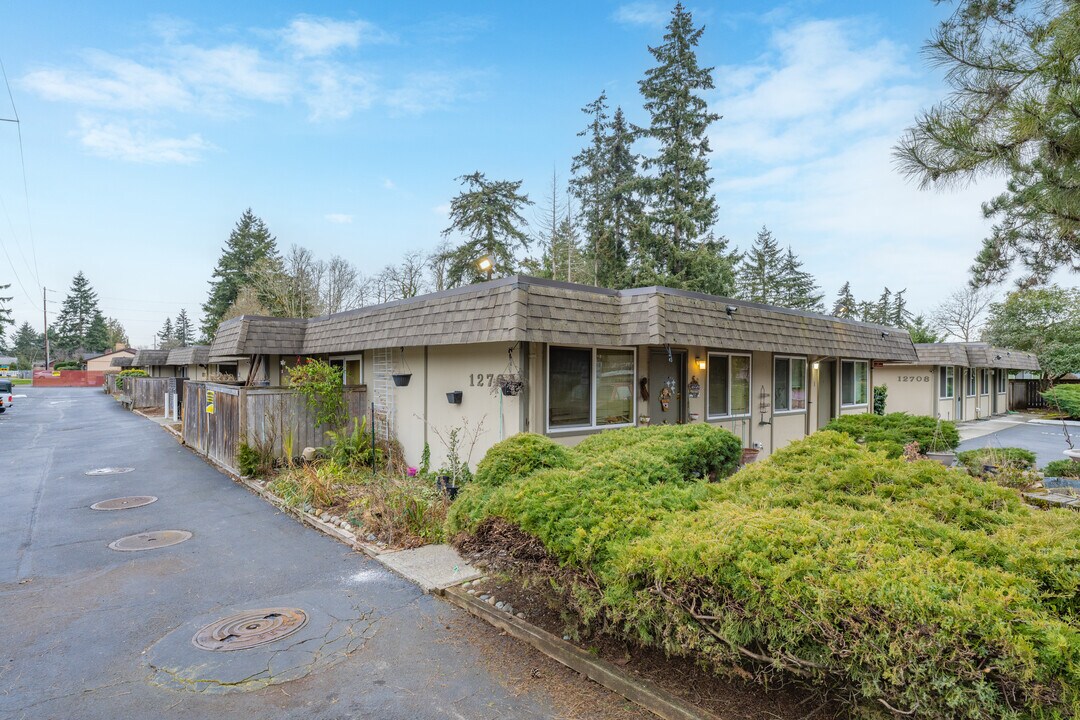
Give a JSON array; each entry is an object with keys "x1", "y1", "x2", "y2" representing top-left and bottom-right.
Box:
[
  {"x1": 877, "y1": 364, "x2": 1012, "y2": 421},
  {"x1": 87, "y1": 350, "x2": 135, "y2": 373},
  {"x1": 875, "y1": 365, "x2": 935, "y2": 416}
]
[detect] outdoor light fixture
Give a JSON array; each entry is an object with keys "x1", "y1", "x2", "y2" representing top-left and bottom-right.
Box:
[
  {"x1": 477, "y1": 256, "x2": 493, "y2": 280},
  {"x1": 881, "y1": 331, "x2": 890, "y2": 339},
  {"x1": 995, "y1": 354, "x2": 1002, "y2": 360},
  {"x1": 725, "y1": 305, "x2": 738, "y2": 316},
  {"x1": 695, "y1": 357, "x2": 707, "y2": 371},
  {"x1": 812, "y1": 361, "x2": 820, "y2": 370}
]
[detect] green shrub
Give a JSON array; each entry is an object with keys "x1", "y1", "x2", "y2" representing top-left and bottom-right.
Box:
[
  {"x1": 957, "y1": 447, "x2": 1038, "y2": 474},
  {"x1": 824, "y1": 412, "x2": 959, "y2": 452},
  {"x1": 1041, "y1": 384, "x2": 1080, "y2": 419},
  {"x1": 1043, "y1": 459, "x2": 1080, "y2": 478},
  {"x1": 472, "y1": 433, "x2": 579, "y2": 487},
  {"x1": 115, "y1": 368, "x2": 148, "y2": 390},
  {"x1": 454, "y1": 429, "x2": 1080, "y2": 719},
  {"x1": 325, "y1": 416, "x2": 380, "y2": 468},
  {"x1": 53, "y1": 360, "x2": 82, "y2": 370},
  {"x1": 872, "y1": 384, "x2": 887, "y2": 415},
  {"x1": 237, "y1": 443, "x2": 261, "y2": 477}
]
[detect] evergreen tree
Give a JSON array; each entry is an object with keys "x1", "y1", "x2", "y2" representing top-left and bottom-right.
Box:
[
  {"x1": 606, "y1": 106, "x2": 644, "y2": 287},
  {"x1": 857, "y1": 300, "x2": 877, "y2": 323},
  {"x1": 0, "y1": 283, "x2": 12, "y2": 337},
  {"x1": 11, "y1": 321, "x2": 43, "y2": 369},
  {"x1": 778, "y1": 247, "x2": 824, "y2": 311},
  {"x1": 636, "y1": 3, "x2": 720, "y2": 280},
  {"x1": 85, "y1": 312, "x2": 109, "y2": 353},
  {"x1": 735, "y1": 226, "x2": 785, "y2": 305},
  {"x1": 907, "y1": 315, "x2": 941, "y2": 343},
  {"x1": 201, "y1": 209, "x2": 279, "y2": 339},
  {"x1": 571, "y1": 92, "x2": 613, "y2": 286},
  {"x1": 890, "y1": 288, "x2": 914, "y2": 327},
  {"x1": 873, "y1": 288, "x2": 892, "y2": 325},
  {"x1": 54, "y1": 272, "x2": 104, "y2": 358},
  {"x1": 832, "y1": 282, "x2": 857, "y2": 318},
  {"x1": 157, "y1": 317, "x2": 177, "y2": 350},
  {"x1": 174, "y1": 309, "x2": 194, "y2": 346},
  {"x1": 441, "y1": 172, "x2": 532, "y2": 287},
  {"x1": 533, "y1": 168, "x2": 566, "y2": 281},
  {"x1": 104, "y1": 317, "x2": 128, "y2": 347},
  {"x1": 680, "y1": 233, "x2": 738, "y2": 296}
]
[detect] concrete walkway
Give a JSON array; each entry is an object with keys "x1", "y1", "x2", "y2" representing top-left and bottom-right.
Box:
[{"x1": 956, "y1": 413, "x2": 1036, "y2": 442}]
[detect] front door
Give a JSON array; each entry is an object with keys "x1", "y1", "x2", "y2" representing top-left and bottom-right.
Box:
[{"x1": 647, "y1": 349, "x2": 685, "y2": 425}]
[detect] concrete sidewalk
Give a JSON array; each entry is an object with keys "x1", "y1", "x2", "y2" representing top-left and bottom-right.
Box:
[{"x1": 956, "y1": 414, "x2": 1035, "y2": 442}]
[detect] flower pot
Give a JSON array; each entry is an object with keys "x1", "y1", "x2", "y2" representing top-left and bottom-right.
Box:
[
  {"x1": 741, "y1": 448, "x2": 760, "y2": 465},
  {"x1": 500, "y1": 380, "x2": 523, "y2": 396},
  {"x1": 688, "y1": 412, "x2": 700, "y2": 422},
  {"x1": 982, "y1": 463, "x2": 999, "y2": 475},
  {"x1": 446, "y1": 390, "x2": 462, "y2": 404},
  {"x1": 391, "y1": 373, "x2": 412, "y2": 387},
  {"x1": 437, "y1": 475, "x2": 459, "y2": 501},
  {"x1": 926, "y1": 451, "x2": 956, "y2": 467}
]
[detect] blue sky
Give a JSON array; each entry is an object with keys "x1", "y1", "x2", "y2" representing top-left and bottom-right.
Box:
[{"x1": 0, "y1": 1, "x2": 1054, "y2": 346}]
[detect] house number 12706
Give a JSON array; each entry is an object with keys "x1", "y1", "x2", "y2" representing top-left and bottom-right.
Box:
[{"x1": 470, "y1": 373, "x2": 495, "y2": 387}]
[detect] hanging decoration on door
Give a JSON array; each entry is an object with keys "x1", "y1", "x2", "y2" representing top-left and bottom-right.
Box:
[
  {"x1": 659, "y1": 386, "x2": 672, "y2": 412},
  {"x1": 688, "y1": 376, "x2": 701, "y2": 399}
]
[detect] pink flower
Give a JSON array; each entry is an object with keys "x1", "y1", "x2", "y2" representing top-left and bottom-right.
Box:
[{"x1": 407, "y1": 467, "x2": 418, "y2": 477}]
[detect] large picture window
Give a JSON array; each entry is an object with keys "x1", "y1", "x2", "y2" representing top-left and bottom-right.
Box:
[
  {"x1": 939, "y1": 366, "x2": 955, "y2": 399},
  {"x1": 774, "y1": 356, "x2": 807, "y2": 412},
  {"x1": 841, "y1": 360, "x2": 869, "y2": 406},
  {"x1": 707, "y1": 353, "x2": 751, "y2": 419},
  {"x1": 547, "y1": 346, "x2": 634, "y2": 430}
]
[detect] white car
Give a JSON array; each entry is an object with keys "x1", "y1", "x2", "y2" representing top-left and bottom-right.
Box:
[{"x1": 0, "y1": 379, "x2": 12, "y2": 413}]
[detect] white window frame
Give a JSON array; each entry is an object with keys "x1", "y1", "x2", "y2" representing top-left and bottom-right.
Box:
[
  {"x1": 939, "y1": 366, "x2": 955, "y2": 399},
  {"x1": 980, "y1": 368, "x2": 990, "y2": 396},
  {"x1": 330, "y1": 354, "x2": 365, "y2": 385},
  {"x1": 840, "y1": 359, "x2": 869, "y2": 407},
  {"x1": 706, "y1": 352, "x2": 752, "y2": 420},
  {"x1": 966, "y1": 368, "x2": 977, "y2": 398},
  {"x1": 773, "y1": 355, "x2": 808, "y2": 414},
  {"x1": 545, "y1": 344, "x2": 637, "y2": 433},
  {"x1": 997, "y1": 370, "x2": 1007, "y2": 394}
]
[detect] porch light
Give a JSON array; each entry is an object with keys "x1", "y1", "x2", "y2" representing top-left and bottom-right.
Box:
[
  {"x1": 477, "y1": 256, "x2": 493, "y2": 280},
  {"x1": 881, "y1": 331, "x2": 890, "y2": 339},
  {"x1": 725, "y1": 305, "x2": 738, "y2": 317},
  {"x1": 812, "y1": 361, "x2": 820, "y2": 371},
  {"x1": 695, "y1": 357, "x2": 707, "y2": 371}
]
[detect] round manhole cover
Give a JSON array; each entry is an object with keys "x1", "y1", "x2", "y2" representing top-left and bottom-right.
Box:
[
  {"x1": 108, "y1": 530, "x2": 192, "y2": 551},
  {"x1": 192, "y1": 608, "x2": 309, "y2": 652},
  {"x1": 90, "y1": 496, "x2": 158, "y2": 511},
  {"x1": 85, "y1": 467, "x2": 135, "y2": 476}
]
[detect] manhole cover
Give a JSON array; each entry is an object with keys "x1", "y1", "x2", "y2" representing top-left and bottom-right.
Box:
[
  {"x1": 108, "y1": 530, "x2": 192, "y2": 551},
  {"x1": 192, "y1": 608, "x2": 309, "y2": 652},
  {"x1": 85, "y1": 467, "x2": 135, "y2": 476},
  {"x1": 90, "y1": 496, "x2": 158, "y2": 511}
]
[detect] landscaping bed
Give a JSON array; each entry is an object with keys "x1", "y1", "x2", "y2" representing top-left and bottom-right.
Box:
[{"x1": 450, "y1": 426, "x2": 1080, "y2": 719}]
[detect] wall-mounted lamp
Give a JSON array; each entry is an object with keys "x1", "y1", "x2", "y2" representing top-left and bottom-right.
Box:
[
  {"x1": 812, "y1": 361, "x2": 820, "y2": 371},
  {"x1": 881, "y1": 331, "x2": 890, "y2": 339},
  {"x1": 994, "y1": 354, "x2": 1002, "y2": 360},
  {"x1": 725, "y1": 305, "x2": 738, "y2": 317},
  {"x1": 695, "y1": 357, "x2": 707, "y2": 371},
  {"x1": 477, "y1": 256, "x2": 493, "y2": 280}
]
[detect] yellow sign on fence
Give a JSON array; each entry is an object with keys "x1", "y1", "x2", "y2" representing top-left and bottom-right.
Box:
[{"x1": 206, "y1": 389, "x2": 215, "y2": 414}]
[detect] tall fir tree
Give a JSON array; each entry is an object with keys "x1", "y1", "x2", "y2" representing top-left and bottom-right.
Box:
[
  {"x1": 735, "y1": 226, "x2": 785, "y2": 305},
  {"x1": 777, "y1": 247, "x2": 824, "y2": 311},
  {"x1": 85, "y1": 312, "x2": 109, "y2": 353},
  {"x1": 157, "y1": 317, "x2": 177, "y2": 350},
  {"x1": 873, "y1": 287, "x2": 892, "y2": 325},
  {"x1": 104, "y1": 317, "x2": 128, "y2": 347},
  {"x1": 11, "y1": 321, "x2": 43, "y2": 369},
  {"x1": 0, "y1": 283, "x2": 12, "y2": 338},
  {"x1": 441, "y1": 172, "x2": 532, "y2": 287},
  {"x1": 174, "y1": 309, "x2": 194, "y2": 347},
  {"x1": 832, "y1": 282, "x2": 858, "y2": 318},
  {"x1": 907, "y1": 315, "x2": 941, "y2": 343},
  {"x1": 605, "y1": 106, "x2": 644, "y2": 287},
  {"x1": 890, "y1": 289, "x2": 914, "y2": 327},
  {"x1": 201, "y1": 209, "x2": 279, "y2": 339},
  {"x1": 636, "y1": 2, "x2": 720, "y2": 281},
  {"x1": 54, "y1": 272, "x2": 104, "y2": 358},
  {"x1": 570, "y1": 92, "x2": 613, "y2": 287}
]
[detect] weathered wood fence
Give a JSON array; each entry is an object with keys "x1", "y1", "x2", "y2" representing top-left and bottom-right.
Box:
[
  {"x1": 181, "y1": 382, "x2": 369, "y2": 475},
  {"x1": 123, "y1": 376, "x2": 170, "y2": 409},
  {"x1": 104, "y1": 374, "x2": 119, "y2": 394}
]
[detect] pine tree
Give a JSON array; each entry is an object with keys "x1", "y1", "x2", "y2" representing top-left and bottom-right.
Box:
[
  {"x1": 534, "y1": 168, "x2": 566, "y2": 281},
  {"x1": 636, "y1": 3, "x2": 720, "y2": 280},
  {"x1": 104, "y1": 317, "x2": 128, "y2": 347},
  {"x1": 735, "y1": 226, "x2": 785, "y2": 305},
  {"x1": 890, "y1": 288, "x2": 914, "y2": 327},
  {"x1": 174, "y1": 309, "x2": 194, "y2": 347},
  {"x1": 606, "y1": 106, "x2": 644, "y2": 288},
  {"x1": 907, "y1": 314, "x2": 941, "y2": 343},
  {"x1": 201, "y1": 209, "x2": 279, "y2": 339},
  {"x1": 157, "y1": 317, "x2": 176, "y2": 350},
  {"x1": 0, "y1": 283, "x2": 12, "y2": 337},
  {"x1": 778, "y1": 247, "x2": 824, "y2": 311},
  {"x1": 11, "y1": 321, "x2": 43, "y2": 369},
  {"x1": 873, "y1": 288, "x2": 892, "y2": 325},
  {"x1": 54, "y1": 272, "x2": 104, "y2": 358},
  {"x1": 857, "y1": 301, "x2": 877, "y2": 323},
  {"x1": 571, "y1": 92, "x2": 613, "y2": 286},
  {"x1": 441, "y1": 172, "x2": 532, "y2": 286},
  {"x1": 832, "y1": 282, "x2": 858, "y2": 318},
  {"x1": 85, "y1": 312, "x2": 109, "y2": 353}
]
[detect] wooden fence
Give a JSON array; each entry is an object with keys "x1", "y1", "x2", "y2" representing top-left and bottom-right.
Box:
[
  {"x1": 182, "y1": 381, "x2": 369, "y2": 474},
  {"x1": 123, "y1": 376, "x2": 170, "y2": 409}
]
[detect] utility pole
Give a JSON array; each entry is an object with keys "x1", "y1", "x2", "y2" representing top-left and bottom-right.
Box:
[{"x1": 43, "y1": 286, "x2": 50, "y2": 369}]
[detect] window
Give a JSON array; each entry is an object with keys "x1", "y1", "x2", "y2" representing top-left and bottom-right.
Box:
[
  {"x1": 547, "y1": 346, "x2": 635, "y2": 430},
  {"x1": 980, "y1": 368, "x2": 990, "y2": 395},
  {"x1": 774, "y1": 356, "x2": 807, "y2": 412},
  {"x1": 997, "y1": 370, "x2": 1007, "y2": 394},
  {"x1": 841, "y1": 360, "x2": 869, "y2": 406},
  {"x1": 966, "y1": 369, "x2": 976, "y2": 397},
  {"x1": 707, "y1": 353, "x2": 751, "y2": 418},
  {"x1": 939, "y1": 366, "x2": 955, "y2": 399}
]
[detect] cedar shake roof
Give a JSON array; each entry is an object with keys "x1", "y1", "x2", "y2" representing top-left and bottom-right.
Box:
[
  {"x1": 209, "y1": 276, "x2": 921, "y2": 362},
  {"x1": 911, "y1": 342, "x2": 1040, "y2": 371},
  {"x1": 131, "y1": 349, "x2": 171, "y2": 367},
  {"x1": 111, "y1": 356, "x2": 134, "y2": 368},
  {"x1": 166, "y1": 345, "x2": 210, "y2": 366}
]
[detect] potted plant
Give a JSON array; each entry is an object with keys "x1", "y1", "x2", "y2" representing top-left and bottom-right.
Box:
[
  {"x1": 391, "y1": 347, "x2": 412, "y2": 386},
  {"x1": 741, "y1": 447, "x2": 760, "y2": 464},
  {"x1": 925, "y1": 418, "x2": 957, "y2": 466}
]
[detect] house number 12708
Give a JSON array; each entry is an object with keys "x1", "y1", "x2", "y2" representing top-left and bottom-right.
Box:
[{"x1": 470, "y1": 373, "x2": 495, "y2": 387}]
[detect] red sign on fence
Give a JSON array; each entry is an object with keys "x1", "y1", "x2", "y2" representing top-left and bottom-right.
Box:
[{"x1": 32, "y1": 370, "x2": 106, "y2": 387}]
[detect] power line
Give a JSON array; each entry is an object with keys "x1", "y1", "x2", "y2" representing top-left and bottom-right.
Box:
[{"x1": 0, "y1": 54, "x2": 39, "y2": 287}]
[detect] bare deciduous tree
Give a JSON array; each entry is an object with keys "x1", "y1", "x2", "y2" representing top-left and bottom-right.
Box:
[
  {"x1": 320, "y1": 255, "x2": 365, "y2": 314},
  {"x1": 932, "y1": 287, "x2": 993, "y2": 342}
]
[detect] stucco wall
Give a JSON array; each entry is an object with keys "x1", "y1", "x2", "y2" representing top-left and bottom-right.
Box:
[{"x1": 875, "y1": 365, "x2": 935, "y2": 416}]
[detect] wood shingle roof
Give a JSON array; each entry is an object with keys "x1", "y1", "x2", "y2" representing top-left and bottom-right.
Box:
[
  {"x1": 166, "y1": 345, "x2": 210, "y2": 366},
  {"x1": 911, "y1": 342, "x2": 1040, "y2": 371},
  {"x1": 131, "y1": 349, "x2": 171, "y2": 367}
]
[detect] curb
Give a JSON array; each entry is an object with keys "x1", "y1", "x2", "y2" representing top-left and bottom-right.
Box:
[{"x1": 440, "y1": 585, "x2": 718, "y2": 720}]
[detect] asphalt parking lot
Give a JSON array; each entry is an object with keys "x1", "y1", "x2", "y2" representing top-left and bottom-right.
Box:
[
  {"x1": 0, "y1": 387, "x2": 647, "y2": 720},
  {"x1": 957, "y1": 419, "x2": 1077, "y2": 468}
]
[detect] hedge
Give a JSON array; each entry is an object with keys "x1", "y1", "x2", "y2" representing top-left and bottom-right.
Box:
[
  {"x1": 451, "y1": 429, "x2": 1080, "y2": 719},
  {"x1": 823, "y1": 412, "x2": 959, "y2": 455},
  {"x1": 1043, "y1": 459, "x2": 1080, "y2": 478},
  {"x1": 1041, "y1": 385, "x2": 1080, "y2": 419},
  {"x1": 957, "y1": 447, "x2": 1037, "y2": 474}
]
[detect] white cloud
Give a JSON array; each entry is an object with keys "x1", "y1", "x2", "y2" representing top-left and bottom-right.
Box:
[
  {"x1": 325, "y1": 213, "x2": 353, "y2": 224},
  {"x1": 385, "y1": 71, "x2": 479, "y2": 115},
  {"x1": 613, "y1": 3, "x2": 667, "y2": 27},
  {"x1": 304, "y1": 63, "x2": 376, "y2": 120},
  {"x1": 282, "y1": 16, "x2": 390, "y2": 57},
  {"x1": 383, "y1": 178, "x2": 396, "y2": 190},
  {"x1": 76, "y1": 115, "x2": 213, "y2": 163},
  {"x1": 22, "y1": 51, "x2": 192, "y2": 111},
  {"x1": 174, "y1": 44, "x2": 293, "y2": 105}
]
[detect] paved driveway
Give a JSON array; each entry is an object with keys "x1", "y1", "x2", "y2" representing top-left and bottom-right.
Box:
[
  {"x1": 0, "y1": 388, "x2": 646, "y2": 720},
  {"x1": 957, "y1": 418, "x2": 1076, "y2": 468}
]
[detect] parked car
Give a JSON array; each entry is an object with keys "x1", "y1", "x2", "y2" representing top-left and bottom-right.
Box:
[{"x1": 0, "y1": 379, "x2": 11, "y2": 413}]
